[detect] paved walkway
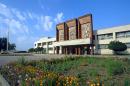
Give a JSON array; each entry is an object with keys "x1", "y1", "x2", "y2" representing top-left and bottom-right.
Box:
[{"x1": 0, "y1": 54, "x2": 66, "y2": 66}]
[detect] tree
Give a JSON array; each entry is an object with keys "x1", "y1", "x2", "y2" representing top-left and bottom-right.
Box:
[
  {"x1": 0, "y1": 38, "x2": 7, "y2": 51},
  {"x1": 28, "y1": 48, "x2": 35, "y2": 52},
  {"x1": 108, "y1": 41, "x2": 127, "y2": 54},
  {"x1": 0, "y1": 37, "x2": 16, "y2": 51},
  {"x1": 9, "y1": 43, "x2": 16, "y2": 50}
]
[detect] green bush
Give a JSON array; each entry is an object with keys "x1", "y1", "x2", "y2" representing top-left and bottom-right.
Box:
[
  {"x1": 87, "y1": 69, "x2": 98, "y2": 77},
  {"x1": 108, "y1": 41, "x2": 127, "y2": 54},
  {"x1": 17, "y1": 57, "x2": 27, "y2": 66},
  {"x1": 87, "y1": 57, "x2": 96, "y2": 64},
  {"x1": 124, "y1": 78, "x2": 130, "y2": 86},
  {"x1": 105, "y1": 60, "x2": 125, "y2": 75}
]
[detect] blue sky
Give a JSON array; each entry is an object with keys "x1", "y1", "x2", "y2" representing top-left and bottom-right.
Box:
[{"x1": 0, "y1": 0, "x2": 130, "y2": 50}]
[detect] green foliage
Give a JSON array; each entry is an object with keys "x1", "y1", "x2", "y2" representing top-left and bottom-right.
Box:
[
  {"x1": 87, "y1": 57, "x2": 96, "y2": 64},
  {"x1": 0, "y1": 37, "x2": 16, "y2": 51},
  {"x1": 0, "y1": 37, "x2": 7, "y2": 51},
  {"x1": 1, "y1": 56, "x2": 130, "y2": 86},
  {"x1": 35, "y1": 56, "x2": 83, "y2": 73},
  {"x1": 87, "y1": 69, "x2": 98, "y2": 77},
  {"x1": 21, "y1": 80, "x2": 26, "y2": 86},
  {"x1": 105, "y1": 59, "x2": 125, "y2": 75},
  {"x1": 42, "y1": 77, "x2": 57, "y2": 86},
  {"x1": 8, "y1": 43, "x2": 16, "y2": 50},
  {"x1": 34, "y1": 80, "x2": 40, "y2": 86},
  {"x1": 17, "y1": 57, "x2": 27, "y2": 66},
  {"x1": 124, "y1": 78, "x2": 130, "y2": 86},
  {"x1": 108, "y1": 41, "x2": 127, "y2": 54},
  {"x1": 28, "y1": 48, "x2": 35, "y2": 52}
]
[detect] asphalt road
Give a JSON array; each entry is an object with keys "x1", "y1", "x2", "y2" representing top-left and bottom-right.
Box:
[
  {"x1": 0, "y1": 54, "x2": 66, "y2": 66},
  {"x1": 0, "y1": 54, "x2": 130, "y2": 66}
]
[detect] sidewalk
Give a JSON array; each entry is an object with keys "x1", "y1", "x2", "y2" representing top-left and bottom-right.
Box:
[{"x1": 0, "y1": 74, "x2": 10, "y2": 86}]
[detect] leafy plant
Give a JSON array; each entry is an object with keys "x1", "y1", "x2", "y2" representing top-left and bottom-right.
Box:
[
  {"x1": 17, "y1": 57, "x2": 27, "y2": 66},
  {"x1": 108, "y1": 41, "x2": 127, "y2": 54},
  {"x1": 124, "y1": 78, "x2": 130, "y2": 86},
  {"x1": 105, "y1": 60, "x2": 125, "y2": 75}
]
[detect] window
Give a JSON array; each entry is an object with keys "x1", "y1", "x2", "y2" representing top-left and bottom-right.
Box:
[
  {"x1": 38, "y1": 43, "x2": 41, "y2": 47},
  {"x1": 42, "y1": 43, "x2": 46, "y2": 46},
  {"x1": 98, "y1": 44, "x2": 108, "y2": 49},
  {"x1": 126, "y1": 43, "x2": 130, "y2": 48},
  {"x1": 97, "y1": 33, "x2": 113, "y2": 40},
  {"x1": 49, "y1": 48, "x2": 53, "y2": 50},
  {"x1": 116, "y1": 31, "x2": 130, "y2": 38},
  {"x1": 48, "y1": 42, "x2": 52, "y2": 45},
  {"x1": 116, "y1": 32, "x2": 125, "y2": 38},
  {"x1": 105, "y1": 33, "x2": 113, "y2": 39},
  {"x1": 126, "y1": 31, "x2": 130, "y2": 37}
]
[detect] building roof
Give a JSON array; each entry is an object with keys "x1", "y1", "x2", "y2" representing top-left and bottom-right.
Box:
[{"x1": 34, "y1": 37, "x2": 56, "y2": 44}]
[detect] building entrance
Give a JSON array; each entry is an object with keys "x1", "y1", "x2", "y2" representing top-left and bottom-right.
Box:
[{"x1": 61, "y1": 45, "x2": 91, "y2": 55}]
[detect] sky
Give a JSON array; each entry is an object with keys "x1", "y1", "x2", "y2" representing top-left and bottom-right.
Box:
[{"x1": 0, "y1": 0, "x2": 130, "y2": 50}]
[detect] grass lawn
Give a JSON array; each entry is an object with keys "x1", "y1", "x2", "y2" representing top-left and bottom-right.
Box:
[{"x1": 0, "y1": 56, "x2": 130, "y2": 86}]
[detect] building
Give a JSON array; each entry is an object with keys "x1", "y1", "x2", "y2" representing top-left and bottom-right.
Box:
[
  {"x1": 53, "y1": 14, "x2": 130, "y2": 55},
  {"x1": 94, "y1": 25, "x2": 130, "y2": 54},
  {"x1": 34, "y1": 37, "x2": 56, "y2": 54},
  {"x1": 54, "y1": 14, "x2": 94, "y2": 55}
]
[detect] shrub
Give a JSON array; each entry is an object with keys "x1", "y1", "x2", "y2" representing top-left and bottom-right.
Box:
[
  {"x1": 105, "y1": 60, "x2": 125, "y2": 75},
  {"x1": 124, "y1": 78, "x2": 130, "y2": 86},
  {"x1": 108, "y1": 41, "x2": 127, "y2": 54},
  {"x1": 28, "y1": 48, "x2": 35, "y2": 53},
  {"x1": 17, "y1": 57, "x2": 27, "y2": 66},
  {"x1": 87, "y1": 57, "x2": 96, "y2": 64}
]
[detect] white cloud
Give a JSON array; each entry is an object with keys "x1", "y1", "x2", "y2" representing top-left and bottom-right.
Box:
[
  {"x1": 28, "y1": 12, "x2": 33, "y2": 19},
  {"x1": 0, "y1": 2, "x2": 64, "y2": 50},
  {"x1": 0, "y1": 3, "x2": 29, "y2": 35},
  {"x1": 37, "y1": 15, "x2": 53, "y2": 31},
  {"x1": 12, "y1": 9, "x2": 26, "y2": 21},
  {"x1": 43, "y1": 16, "x2": 53, "y2": 31},
  {"x1": 54, "y1": 12, "x2": 64, "y2": 23},
  {"x1": 0, "y1": 3, "x2": 13, "y2": 18}
]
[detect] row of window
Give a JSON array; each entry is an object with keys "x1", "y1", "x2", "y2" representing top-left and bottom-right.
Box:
[
  {"x1": 97, "y1": 31, "x2": 130, "y2": 40},
  {"x1": 36, "y1": 42, "x2": 53, "y2": 47},
  {"x1": 98, "y1": 43, "x2": 130, "y2": 49},
  {"x1": 97, "y1": 33, "x2": 113, "y2": 40},
  {"x1": 116, "y1": 31, "x2": 130, "y2": 38}
]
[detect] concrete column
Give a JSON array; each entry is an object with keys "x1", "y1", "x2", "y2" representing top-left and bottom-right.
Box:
[
  {"x1": 46, "y1": 42, "x2": 49, "y2": 54},
  {"x1": 113, "y1": 32, "x2": 116, "y2": 40},
  {"x1": 53, "y1": 46, "x2": 55, "y2": 54},
  {"x1": 78, "y1": 47, "x2": 80, "y2": 55},
  {"x1": 59, "y1": 46, "x2": 62, "y2": 54}
]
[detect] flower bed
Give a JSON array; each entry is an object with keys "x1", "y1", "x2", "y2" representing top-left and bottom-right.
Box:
[
  {"x1": 0, "y1": 56, "x2": 130, "y2": 86},
  {"x1": 0, "y1": 63, "x2": 79, "y2": 86}
]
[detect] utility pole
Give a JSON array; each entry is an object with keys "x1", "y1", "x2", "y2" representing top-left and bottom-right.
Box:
[{"x1": 7, "y1": 25, "x2": 9, "y2": 52}]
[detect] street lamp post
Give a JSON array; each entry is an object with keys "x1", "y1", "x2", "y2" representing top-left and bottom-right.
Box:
[{"x1": 7, "y1": 25, "x2": 9, "y2": 52}]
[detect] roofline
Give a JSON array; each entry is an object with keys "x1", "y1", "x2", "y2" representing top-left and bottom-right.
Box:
[
  {"x1": 56, "y1": 22, "x2": 65, "y2": 26},
  {"x1": 95, "y1": 24, "x2": 130, "y2": 31},
  {"x1": 65, "y1": 18, "x2": 77, "y2": 23},
  {"x1": 78, "y1": 13, "x2": 92, "y2": 19},
  {"x1": 56, "y1": 13, "x2": 92, "y2": 26}
]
